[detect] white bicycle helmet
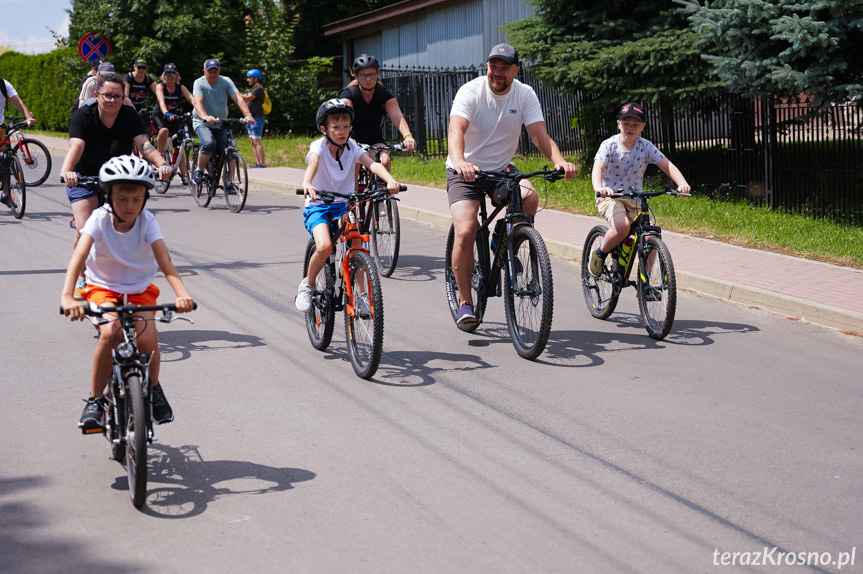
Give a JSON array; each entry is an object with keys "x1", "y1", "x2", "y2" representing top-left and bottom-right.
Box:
[{"x1": 99, "y1": 154, "x2": 156, "y2": 190}]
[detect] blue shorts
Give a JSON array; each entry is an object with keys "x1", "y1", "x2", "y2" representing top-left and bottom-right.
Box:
[
  {"x1": 303, "y1": 202, "x2": 350, "y2": 236},
  {"x1": 246, "y1": 118, "x2": 265, "y2": 139},
  {"x1": 67, "y1": 183, "x2": 103, "y2": 204}
]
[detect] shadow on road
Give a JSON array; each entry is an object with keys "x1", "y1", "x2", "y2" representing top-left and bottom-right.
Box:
[
  {"x1": 109, "y1": 444, "x2": 315, "y2": 519},
  {"x1": 0, "y1": 475, "x2": 142, "y2": 573},
  {"x1": 384, "y1": 254, "x2": 442, "y2": 282},
  {"x1": 372, "y1": 348, "x2": 495, "y2": 386},
  {"x1": 158, "y1": 329, "x2": 266, "y2": 362}
]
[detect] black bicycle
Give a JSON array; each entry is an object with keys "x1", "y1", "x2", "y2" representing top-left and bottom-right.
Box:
[
  {"x1": 156, "y1": 112, "x2": 195, "y2": 195},
  {"x1": 357, "y1": 143, "x2": 408, "y2": 277},
  {"x1": 5, "y1": 115, "x2": 51, "y2": 187},
  {"x1": 444, "y1": 167, "x2": 564, "y2": 360},
  {"x1": 581, "y1": 186, "x2": 689, "y2": 339},
  {"x1": 191, "y1": 118, "x2": 248, "y2": 213},
  {"x1": 62, "y1": 302, "x2": 195, "y2": 508},
  {"x1": 297, "y1": 181, "x2": 406, "y2": 379},
  {"x1": 0, "y1": 118, "x2": 28, "y2": 218}
]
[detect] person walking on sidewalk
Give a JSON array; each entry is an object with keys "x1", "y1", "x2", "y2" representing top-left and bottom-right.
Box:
[
  {"x1": 589, "y1": 102, "x2": 691, "y2": 277},
  {"x1": 446, "y1": 43, "x2": 577, "y2": 329},
  {"x1": 240, "y1": 68, "x2": 267, "y2": 168}
]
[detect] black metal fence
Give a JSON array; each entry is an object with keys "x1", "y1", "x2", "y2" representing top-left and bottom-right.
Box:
[{"x1": 379, "y1": 66, "x2": 863, "y2": 224}]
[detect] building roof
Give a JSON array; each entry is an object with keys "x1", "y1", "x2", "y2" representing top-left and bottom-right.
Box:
[{"x1": 323, "y1": 0, "x2": 449, "y2": 36}]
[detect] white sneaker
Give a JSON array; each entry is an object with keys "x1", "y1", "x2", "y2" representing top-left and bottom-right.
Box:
[
  {"x1": 74, "y1": 277, "x2": 87, "y2": 301},
  {"x1": 355, "y1": 292, "x2": 371, "y2": 317},
  {"x1": 295, "y1": 280, "x2": 315, "y2": 313}
]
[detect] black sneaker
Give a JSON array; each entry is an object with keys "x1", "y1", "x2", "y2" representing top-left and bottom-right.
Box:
[
  {"x1": 78, "y1": 397, "x2": 106, "y2": 432},
  {"x1": 151, "y1": 384, "x2": 174, "y2": 425},
  {"x1": 0, "y1": 193, "x2": 9, "y2": 207}
]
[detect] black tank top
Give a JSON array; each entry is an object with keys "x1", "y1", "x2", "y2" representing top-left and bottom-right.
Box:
[{"x1": 162, "y1": 84, "x2": 183, "y2": 113}]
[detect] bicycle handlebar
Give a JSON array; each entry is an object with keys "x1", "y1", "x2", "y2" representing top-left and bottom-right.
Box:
[
  {"x1": 595, "y1": 186, "x2": 691, "y2": 199},
  {"x1": 60, "y1": 175, "x2": 101, "y2": 188},
  {"x1": 2, "y1": 119, "x2": 34, "y2": 134},
  {"x1": 295, "y1": 185, "x2": 408, "y2": 204},
  {"x1": 475, "y1": 168, "x2": 565, "y2": 183},
  {"x1": 60, "y1": 301, "x2": 197, "y2": 317}
]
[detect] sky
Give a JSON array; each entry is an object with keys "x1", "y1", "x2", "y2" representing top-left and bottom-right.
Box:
[{"x1": 1, "y1": 0, "x2": 71, "y2": 55}]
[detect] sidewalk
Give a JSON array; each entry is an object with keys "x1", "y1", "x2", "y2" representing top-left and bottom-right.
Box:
[{"x1": 40, "y1": 135, "x2": 863, "y2": 336}]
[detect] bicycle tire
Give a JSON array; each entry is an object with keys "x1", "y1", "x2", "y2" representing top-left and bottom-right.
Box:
[
  {"x1": 503, "y1": 226, "x2": 554, "y2": 360},
  {"x1": 637, "y1": 236, "x2": 677, "y2": 340},
  {"x1": 223, "y1": 151, "x2": 248, "y2": 213},
  {"x1": 109, "y1": 397, "x2": 126, "y2": 462},
  {"x1": 6, "y1": 156, "x2": 26, "y2": 219},
  {"x1": 581, "y1": 225, "x2": 619, "y2": 320},
  {"x1": 303, "y1": 238, "x2": 335, "y2": 351},
  {"x1": 124, "y1": 373, "x2": 148, "y2": 508},
  {"x1": 190, "y1": 147, "x2": 211, "y2": 207},
  {"x1": 153, "y1": 148, "x2": 172, "y2": 194},
  {"x1": 344, "y1": 251, "x2": 384, "y2": 379},
  {"x1": 370, "y1": 196, "x2": 400, "y2": 276},
  {"x1": 444, "y1": 223, "x2": 487, "y2": 332},
  {"x1": 14, "y1": 137, "x2": 51, "y2": 187}
]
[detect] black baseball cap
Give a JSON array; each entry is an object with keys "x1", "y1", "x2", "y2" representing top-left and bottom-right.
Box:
[
  {"x1": 618, "y1": 102, "x2": 646, "y2": 123},
  {"x1": 163, "y1": 63, "x2": 178, "y2": 73},
  {"x1": 487, "y1": 43, "x2": 518, "y2": 66},
  {"x1": 134, "y1": 57, "x2": 148, "y2": 68}
]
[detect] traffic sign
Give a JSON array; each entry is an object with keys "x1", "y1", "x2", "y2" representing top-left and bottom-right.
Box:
[{"x1": 78, "y1": 34, "x2": 112, "y2": 63}]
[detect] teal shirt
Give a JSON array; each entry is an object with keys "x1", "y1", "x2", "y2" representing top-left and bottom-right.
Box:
[{"x1": 192, "y1": 75, "x2": 239, "y2": 129}]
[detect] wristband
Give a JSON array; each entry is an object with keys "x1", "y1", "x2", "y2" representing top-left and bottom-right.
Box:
[{"x1": 403, "y1": 133, "x2": 413, "y2": 140}]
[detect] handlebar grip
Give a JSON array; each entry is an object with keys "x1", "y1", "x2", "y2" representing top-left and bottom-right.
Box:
[
  {"x1": 399, "y1": 185, "x2": 407, "y2": 192},
  {"x1": 296, "y1": 189, "x2": 305, "y2": 195}
]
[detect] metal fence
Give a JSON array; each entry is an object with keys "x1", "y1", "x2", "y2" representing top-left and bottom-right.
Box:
[{"x1": 379, "y1": 66, "x2": 863, "y2": 224}]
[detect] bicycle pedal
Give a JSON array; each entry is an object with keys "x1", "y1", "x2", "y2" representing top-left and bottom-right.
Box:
[{"x1": 80, "y1": 425, "x2": 104, "y2": 435}]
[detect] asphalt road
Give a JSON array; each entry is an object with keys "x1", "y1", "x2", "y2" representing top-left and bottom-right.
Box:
[{"x1": 2, "y1": 158, "x2": 862, "y2": 573}]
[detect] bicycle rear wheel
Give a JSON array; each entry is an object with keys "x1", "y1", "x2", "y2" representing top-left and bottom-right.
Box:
[
  {"x1": 444, "y1": 223, "x2": 487, "y2": 332},
  {"x1": 303, "y1": 238, "x2": 335, "y2": 350},
  {"x1": 344, "y1": 252, "x2": 384, "y2": 379},
  {"x1": 153, "y1": 148, "x2": 172, "y2": 194},
  {"x1": 190, "y1": 147, "x2": 211, "y2": 207},
  {"x1": 223, "y1": 152, "x2": 248, "y2": 213},
  {"x1": 370, "y1": 196, "x2": 400, "y2": 276},
  {"x1": 503, "y1": 226, "x2": 554, "y2": 360},
  {"x1": 581, "y1": 225, "x2": 619, "y2": 320},
  {"x1": 124, "y1": 373, "x2": 148, "y2": 508},
  {"x1": 637, "y1": 236, "x2": 677, "y2": 339},
  {"x1": 15, "y1": 138, "x2": 51, "y2": 187},
  {"x1": 6, "y1": 156, "x2": 26, "y2": 219}
]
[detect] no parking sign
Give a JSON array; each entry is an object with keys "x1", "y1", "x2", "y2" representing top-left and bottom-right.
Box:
[{"x1": 78, "y1": 33, "x2": 112, "y2": 63}]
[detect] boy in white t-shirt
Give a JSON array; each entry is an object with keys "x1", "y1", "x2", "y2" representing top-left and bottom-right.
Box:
[
  {"x1": 589, "y1": 102, "x2": 691, "y2": 276},
  {"x1": 295, "y1": 99, "x2": 400, "y2": 312},
  {"x1": 60, "y1": 155, "x2": 194, "y2": 431}
]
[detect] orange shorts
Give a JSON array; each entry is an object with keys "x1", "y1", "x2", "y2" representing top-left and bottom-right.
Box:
[{"x1": 82, "y1": 284, "x2": 160, "y2": 311}]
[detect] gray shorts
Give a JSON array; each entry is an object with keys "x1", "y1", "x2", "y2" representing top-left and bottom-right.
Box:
[{"x1": 446, "y1": 165, "x2": 516, "y2": 206}]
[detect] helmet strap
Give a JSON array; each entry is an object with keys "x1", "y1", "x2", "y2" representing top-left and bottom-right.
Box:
[{"x1": 325, "y1": 135, "x2": 350, "y2": 170}]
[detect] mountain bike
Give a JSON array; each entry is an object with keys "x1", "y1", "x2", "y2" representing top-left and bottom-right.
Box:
[
  {"x1": 5, "y1": 115, "x2": 51, "y2": 187},
  {"x1": 62, "y1": 302, "x2": 196, "y2": 508},
  {"x1": 296, "y1": 182, "x2": 406, "y2": 379},
  {"x1": 155, "y1": 112, "x2": 195, "y2": 195},
  {"x1": 191, "y1": 118, "x2": 248, "y2": 213},
  {"x1": 444, "y1": 167, "x2": 564, "y2": 360},
  {"x1": 581, "y1": 186, "x2": 689, "y2": 340},
  {"x1": 357, "y1": 142, "x2": 409, "y2": 277},
  {"x1": 0, "y1": 118, "x2": 28, "y2": 218}
]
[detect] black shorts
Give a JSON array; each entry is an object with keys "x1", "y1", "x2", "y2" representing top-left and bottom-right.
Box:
[{"x1": 152, "y1": 112, "x2": 183, "y2": 136}]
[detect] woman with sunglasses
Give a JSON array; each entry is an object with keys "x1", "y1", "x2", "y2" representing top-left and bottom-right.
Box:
[
  {"x1": 61, "y1": 73, "x2": 172, "y2": 296},
  {"x1": 338, "y1": 54, "x2": 415, "y2": 175},
  {"x1": 153, "y1": 63, "x2": 195, "y2": 180}
]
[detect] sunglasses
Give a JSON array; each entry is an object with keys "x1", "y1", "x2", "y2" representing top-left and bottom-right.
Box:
[
  {"x1": 164, "y1": 72, "x2": 177, "y2": 76},
  {"x1": 136, "y1": 65, "x2": 147, "y2": 69}
]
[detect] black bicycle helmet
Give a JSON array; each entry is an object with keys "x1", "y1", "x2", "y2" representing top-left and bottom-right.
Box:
[
  {"x1": 351, "y1": 54, "x2": 380, "y2": 72},
  {"x1": 315, "y1": 99, "x2": 354, "y2": 170}
]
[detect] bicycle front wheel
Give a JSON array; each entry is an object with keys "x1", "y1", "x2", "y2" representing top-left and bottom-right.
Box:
[
  {"x1": 303, "y1": 238, "x2": 335, "y2": 351},
  {"x1": 190, "y1": 147, "x2": 211, "y2": 207},
  {"x1": 124, "y1": 373, "x2": 148, "y2": 508},
  {"x1": 344, "y1": 252, "x2": 384, "y2": 379},
  {"x1": 503, "y1": 226, "x2": 554, "y2": 360},
  {"x1": 6, "y1": 156, "x2": 26, "y2": 219},
  {"x1": 444, "y1": 223, "x2": 487, "y2": 332},
  {"x1": 15, "y1": 138, "x2": 51, "y2": 187},
  {"x1": 581, "y1": 225, "x2": 619, "y2": 320},
  {"x1": 370, "y1": 197, "x2": 400, "y2": 277},
  {"x1": 153, "y1": 148, "x2": 172, "y2": 194},
  {"x1": 223, "y1": 152, "x2": 248, "y2": 213},
  {"x1": 637, "y1": 236, "x2": 677, "y2": 340}
]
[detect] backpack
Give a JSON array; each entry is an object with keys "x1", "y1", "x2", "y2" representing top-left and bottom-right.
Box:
[
  {"x1": 0, "y1": 78, "x2": 8, "y2": 100},
  {"x1": 262, "y1": 89, "x2": 272, "y2": 115}
]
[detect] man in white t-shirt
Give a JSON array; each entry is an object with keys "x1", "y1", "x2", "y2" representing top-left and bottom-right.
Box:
[{"x1": 445, "y1": 43, "x2": 577, "y2": 328}]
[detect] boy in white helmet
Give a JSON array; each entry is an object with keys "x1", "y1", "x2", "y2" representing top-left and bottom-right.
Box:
[{"x1": 60, "y1": 155, "x2": 195, "y2": 431}]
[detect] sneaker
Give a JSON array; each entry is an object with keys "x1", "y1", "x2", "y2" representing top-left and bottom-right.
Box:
[
  {"x1": 151, "y1": 384, "x2": 174, "y2": 425},
  {"x1": 588, "y1": 249, "x2": 606, "y2": 277},
  {"x1": 0, "y1": 193, "x2": 8, "y2": 206},
  {"x1": 642, "y1": 287, "x2": 663, "y2": 302},
  {"x1": 355, "y1": 292, "x2": 371, "y2": 317},
  {"x1": 78, "y1": 397, "x2": 106, "y2": 431},
  {"x1": 295, "y1": 280, "x2": 315, "y2": 313},
  {"x1": 455, "y1": 303, "x2": 477, "y2": 328},
  {"x1": 73, "y1": 277, "x2": 87, "y2": 301},
  {"x1": 192, "y1": 169, "x2": 203, "y2": 185},
  {"x1": 180, "y1": 175, "x2": 189, "y2": 186}
]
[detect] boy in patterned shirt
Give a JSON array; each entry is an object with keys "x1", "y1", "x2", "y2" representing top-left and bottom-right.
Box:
[{"x1": 589, "y1": 102, "x2": 691, "y2": 276}]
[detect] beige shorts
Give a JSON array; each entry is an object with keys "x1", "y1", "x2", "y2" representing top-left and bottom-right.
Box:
[{"x1": 596, "y1": 197, "x2": 639, "y2": 223}]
